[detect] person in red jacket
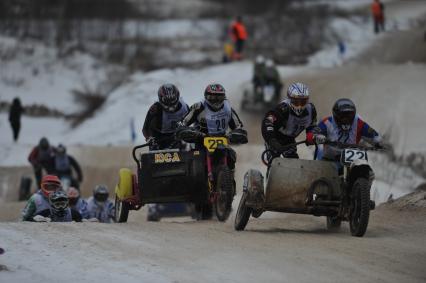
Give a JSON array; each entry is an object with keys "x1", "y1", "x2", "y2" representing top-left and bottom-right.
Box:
[
  {"x1": 371, "y1": 0, "x2": 385, "y2": 34},
  {"x1": 230, "y1": 16, "x2": 248, "y2": 60},
  {"x1": 28, "y1": 137, "x2": 56, "y2": 189}
]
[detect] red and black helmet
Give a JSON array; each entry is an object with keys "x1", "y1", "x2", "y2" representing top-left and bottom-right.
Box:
[
  {"x1": 332, "y1": 98, "x2": 356, "y2": 131},
  {"x1": 41, "y1": 175, "x2": 62, "y2": 198},
  {"x1": 158, "y1": 83, "x2": 180, "y2": 112},
  {"x1": 204, "y1": 83, "x2": 226, "y2": 110}
]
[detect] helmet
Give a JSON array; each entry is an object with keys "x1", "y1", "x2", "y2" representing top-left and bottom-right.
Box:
[
  {"x1": 56, "y1": 144, "x2": 66, "y2": 155},
  {"x1": 204, "y1": 83, "x2": 226, "y2": 111},
  {"x1": 41, "y1": 175, "x2": 62, "y2": 198},
  {"x1": 49, "y1": 190, "x2": 69, "y2": 217},
  {"x1": 66, "y1": 187, "x2": 80, "y2": 206},
  {"x1": 265, "y1": 59, "x2": 274, "y2": 68},
  {"x1": 93, "y1": 185, "x2": 109, "y2": 203},
  {"x1": 287, "y1": 82, "x2": 309, "y2": 116},
  {"x1": 158, "y1": 84, "x2": 180, "y2": 112},
  {"x1": 255, "y1": 55, "x2": 265, "y2": 64},
  {"x1": 39, "y1": 137, "x2": 50, "y2": 150},
  {"x1": 332, "y1": 98, "x2": 356, "y2": 131}
]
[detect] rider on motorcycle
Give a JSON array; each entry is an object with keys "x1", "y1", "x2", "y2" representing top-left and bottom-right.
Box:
[
  {"x1": 262, "y1": 82, "x2": 318, "y2": 160},
  {"x1": 179, "y1": 83, "x2": 247, "y2": 169},
  {"x1": 142, "y1": 83, "x2": 190, "y2": 150},
  {"x1": 309, "y1": 98, "x2": 384, "y2": 161}
]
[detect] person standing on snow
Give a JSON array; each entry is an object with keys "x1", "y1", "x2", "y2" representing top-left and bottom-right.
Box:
[
  {"x1": 8, "y1": 97, "x2": 24, "y2": 142},
  {"x1": 53, "y1": 144, "x2": 83, "y2": 189},
  {"x1": 86, "y1": 185, "x2": 115, "y2": 223},
  {"x1": 230, "y1": 16, "x2": 248, "y2": 60},
  {"x1": 142, "y1": 84, "x2": 190, "y2": 150},
  {"x1": 28, "y1": 137, "x2": 56, "y2": 189},
  {"x1": 261, "y1": 82, "x2": 318, "y2": 165},
  {"x1": 311, "y1": 98, "x2": 384, "y2": 161},
  {"x1": 371, "y1": 0, "x2": 385, "y2": 34}
]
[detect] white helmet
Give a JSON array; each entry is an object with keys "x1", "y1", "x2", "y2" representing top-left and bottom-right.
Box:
[
  {"x1": 287, "y1": 82, "x2": 309, "y2": 116},
  {"x1": 265, "y1": 59, "x2": 274, "y2": 67},
  {"x1": 255, "y1": 55, "x2": 265, "y2": 64}
]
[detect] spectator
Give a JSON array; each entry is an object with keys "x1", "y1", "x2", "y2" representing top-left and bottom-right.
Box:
[
  {"x1": 8, "y1": 97, "x2": 24, "y2": 142},
  {"x1": 371, "y1": 0, "x2": 385, "y2": 34},
  {"x1": 86, "y1": 185, "x2": 115, "y2": 223},
  {"x1": 28, "y1": 137, "x2": 56, "y2": 189},
  {"x1": 66, "y1": 187, "x2": 89, "y2": 219},
  {"x1": 230, "y1": 16, "x2": 248, "y2": 60},
  {"x1": 22, "y1": 175, "x2": 61, "y2": 221}
]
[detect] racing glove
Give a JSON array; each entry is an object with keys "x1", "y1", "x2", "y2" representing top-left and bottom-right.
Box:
[
  {"x1": 33, "y1": 215, "x2": 51, "y2": 222},
  {"x1": 146, "y1": 136, "x2": 157, "y2": 145},
  {"x1": 314, "y1": 134, "x2": 327, "y2": 144}
]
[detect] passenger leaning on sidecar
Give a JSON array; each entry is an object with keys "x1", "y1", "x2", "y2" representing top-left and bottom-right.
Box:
[
  {"x1": 261, "y1": 82, "x2": 317, "y2": 160},
  {"x1": 309, "y1": 98, "x2": 384, "y2": 161},
  {"x1": 179, "y1": 83, "x2": 247, "y2": 169},
  {"x1": 142, "y1": 84, "x2": 190, "y2": 150}
]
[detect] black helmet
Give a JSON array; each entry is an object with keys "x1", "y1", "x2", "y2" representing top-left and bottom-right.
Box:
[
  {"x1": 332, "y1": 98, "x2": 356, "y2": 131},
  {"x1": 158, "y1": 84, "x2": 180, "y2": 112},
  {"x1": 57, "y1": 143, "x2": 66, "y2": 155},
  {"x1": 204, "y1": 83, "x2": 226, "y2": 111},
  {"x1": 93, "y1": 185, "x2": 109, "y2": 203},
  {"x1": 39, "y1": 137, "x2": 50, "y2": 150},
  {"x1": 49, "y1": 190, "x2": 69, "y2": 217}
]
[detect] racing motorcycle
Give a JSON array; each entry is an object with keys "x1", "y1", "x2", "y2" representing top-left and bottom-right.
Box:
[
  {"x1": 177, "y1": 127, "x2": 247, "y2": 221},
  {"x1": 241, "y1": 83, "x2": 280, "y2": 111},
  {"x1": 235, "y1": 140, "x2": 382, "y2": 237}
]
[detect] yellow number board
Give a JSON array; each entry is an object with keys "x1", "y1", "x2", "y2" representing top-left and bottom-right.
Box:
[{"x1": 203, "y1": 137, "x2": 228, "y2": 153}]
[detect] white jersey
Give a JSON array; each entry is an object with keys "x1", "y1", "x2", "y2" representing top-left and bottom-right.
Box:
[
  {"x1": 279, "y1": 99, "x2": 314, "y2": 137},
  {"x1": 203, "y1": 100, "x2": 232, "y2": 135}
]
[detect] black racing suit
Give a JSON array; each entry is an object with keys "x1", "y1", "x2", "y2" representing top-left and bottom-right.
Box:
[
  {"x1": 142, "y1": 101, "x2": 190, "y2": 150},
  {"x1": 181, "y1": 100, "x2": 244, "y2": 169},
  {"x1": 261, "y1": 100, "x2": 317, "y2": 160}
]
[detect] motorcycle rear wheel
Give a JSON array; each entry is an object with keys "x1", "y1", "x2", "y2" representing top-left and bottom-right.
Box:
[
  {"x1": 215, "y1": 165, "x2": 234, "y2": 222},
  {"x1": 349, "y1": 178, "x2": 371, "y2": 237}
]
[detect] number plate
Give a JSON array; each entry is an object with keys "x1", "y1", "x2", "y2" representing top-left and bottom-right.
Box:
[
  {"x1": 203, "y1": 137, "x2": 228, "y2": 153},
  {"x1": 342, "y1": 149, "x2": 368, "y2": 164}
]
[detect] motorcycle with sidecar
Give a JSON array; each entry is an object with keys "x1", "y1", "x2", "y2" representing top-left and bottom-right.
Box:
[
  {"x1": 114, "y1": 128, "x2": 247, "y2": 222},
  {"x1": 235, "y1": 141, "x2": 380, "y2": 237}
]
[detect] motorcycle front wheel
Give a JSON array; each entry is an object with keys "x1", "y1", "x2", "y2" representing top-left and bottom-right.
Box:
[
  {"x1": 349, "y1": 178, "x2": 371, "y2": 237},
  {"x1": 215, "y1": 165, "x2": 234, "y2": 222}
]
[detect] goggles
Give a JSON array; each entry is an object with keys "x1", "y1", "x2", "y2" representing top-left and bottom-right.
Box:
[
  {"x1": 290, "y1": 97, "x2": 308, "y2": 107},
  {"x1": 43, "y1": 183, "x2": 61, "y2": 192},
  {"x1": 206, "y1": 94, "x2": 225, "y2": 104}
]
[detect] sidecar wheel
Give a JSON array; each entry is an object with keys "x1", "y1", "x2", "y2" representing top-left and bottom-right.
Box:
[{"x1": 114, "y1": 195, "x2": 130, "y2": 223}]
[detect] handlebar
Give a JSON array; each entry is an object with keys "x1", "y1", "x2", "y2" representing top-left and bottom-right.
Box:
[
  {"x1": 132, "y1": 143, "x2": 150, "y2": 167},
  {"x1": 324, "y1": 141, "x2": 386, "y2": 151},
  {"x1": 261, "y1": 140, "x2": 307, "y2": 166}
]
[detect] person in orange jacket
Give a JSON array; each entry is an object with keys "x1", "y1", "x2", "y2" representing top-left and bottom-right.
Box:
[
  {"x1": 371, "y1": 0, "x2": 385, "y2": 34},
  {"x1": 230, "y1": 16, "x2": 248, "y2": 60}
]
